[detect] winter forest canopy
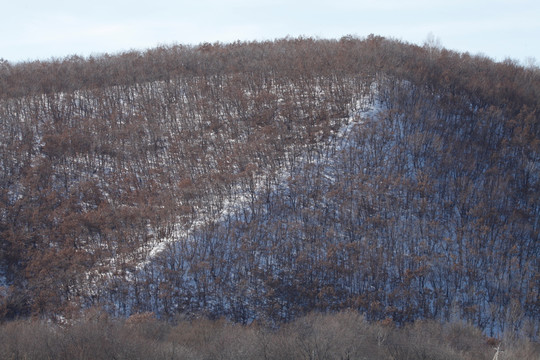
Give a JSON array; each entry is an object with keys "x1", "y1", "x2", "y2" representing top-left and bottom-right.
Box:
[{"x1": 0, "y1": 36, "x2": 538, "y2": 341}]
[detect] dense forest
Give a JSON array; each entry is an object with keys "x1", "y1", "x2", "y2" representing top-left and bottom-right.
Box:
[{"x1": 0, "y1": 36, "x2": 538, "y2": 345}]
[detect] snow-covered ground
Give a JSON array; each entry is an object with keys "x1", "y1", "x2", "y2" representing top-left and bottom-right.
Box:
[{"x1": 139, "y1": 83, "x2": 384, "y2": 267}]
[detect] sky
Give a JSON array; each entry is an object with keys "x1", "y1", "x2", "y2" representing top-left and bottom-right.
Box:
[{"x1": 1, "y1": 0, "x2": 539, "y2": 65}]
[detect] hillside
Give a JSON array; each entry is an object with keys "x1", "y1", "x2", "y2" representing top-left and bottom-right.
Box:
[{"x1": 0, "y1": 36, "x2": 538, "y2": 340}]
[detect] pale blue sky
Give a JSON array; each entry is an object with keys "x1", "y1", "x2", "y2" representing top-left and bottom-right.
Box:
[{"x1": 1, "y1": 0, "x2": 539, "y2": 64}]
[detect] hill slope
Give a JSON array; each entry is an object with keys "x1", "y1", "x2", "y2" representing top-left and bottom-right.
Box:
[{"x1": 0, "y1": 36, "x2": 538, "y2": 338}]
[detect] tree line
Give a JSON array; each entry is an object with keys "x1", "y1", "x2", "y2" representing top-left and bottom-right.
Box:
[{"x1": 2, "y1": 309, "x2": 538, "y2": 360}]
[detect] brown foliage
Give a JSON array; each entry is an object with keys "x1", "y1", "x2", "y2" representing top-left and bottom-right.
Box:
[
  {"x1": 0, "y1": 311, "x2": 537, "y2": 360},
  {"x1": 0, "y1": 37, "x2": 538, "y2": 341}
]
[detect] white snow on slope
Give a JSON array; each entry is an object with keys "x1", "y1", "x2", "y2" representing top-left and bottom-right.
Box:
[{"x1": 139, "y1": 83, "x2": 385, "y2": 267}]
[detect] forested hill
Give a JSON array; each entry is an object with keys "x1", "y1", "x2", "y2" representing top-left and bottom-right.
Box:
[{"x1": 0, "y1": 36, "x2": 538, "y2": 338}]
